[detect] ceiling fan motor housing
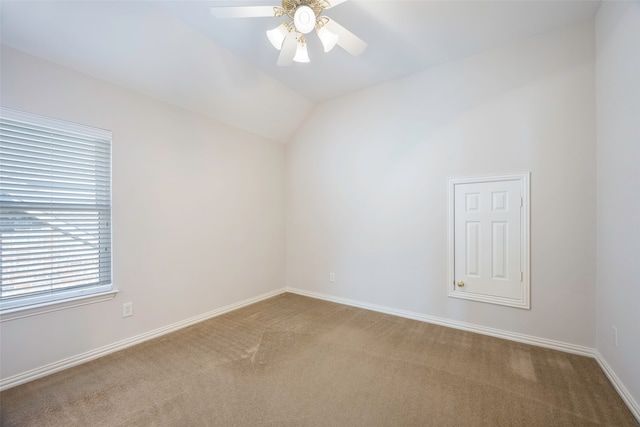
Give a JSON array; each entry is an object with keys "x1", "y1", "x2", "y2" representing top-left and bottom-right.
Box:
[
  {"x1": 282, "y1": 0, "x2": 328, "y2": 32},
  {"x1": 294, "y1": 5, "x2": 316, "y2": 34}
]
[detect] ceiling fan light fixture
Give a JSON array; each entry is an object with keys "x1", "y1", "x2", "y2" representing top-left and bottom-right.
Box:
[
  {"x1": 211, "y1": 0, "x2": 367, "y2": 66},
  {"x1": 317, "y1": 26, "x2": 339, "y2": 52},
  {"x1": 293, "y1": 5, "x2": 316, "y2": 34},
  {"x1": 266, "y1": 23, "x2": 288, "y2": 50},
  {"x1": 293, "y1": 38, "x2": 310, "y2": 63}
]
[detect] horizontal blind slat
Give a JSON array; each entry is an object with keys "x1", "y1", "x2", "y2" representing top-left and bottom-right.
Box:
[
  {"x1": 0, "y1": 202, "x2": 110, "y2": 210},
  {"x1": 2, "y1": 250, "x2": 111, "y2": 265},
  {"x1": 0, "y1": 154, "x2": 110, "y2": 174},
  {"x1": 0, "y1": 226, "x2": 107, "y2": 234},
  {"x1": 0, "y1": 123, "x2": 110, "y2": 148},
  {"x1": 2, "y1": 256, "x2": 110, "y2": 272},
  {"x1": 0, "y1": 119, "x2": 111, "y2": 140},
  {"x1": 2, "y1": 277, "x2": 109, "y2": 295},
  {"x1": 0, "y1": 166, "x2": 110, "y2": 181},
  {"x1": 2, "y1": 269, "x2": 102, "y2": 288},
  {"x1": 1, "y1": 140, "x2": 111, "y2": 162},
  {"x1": 1, "y1": 142, "x2": 109, "y2": 164},
  {"x1": 1, "y1": 225, "x2": 107, "y2": 234},
  {"x1": 0, "y1": 196, "x2": 110, "y2": 206},
  {"x1": 1, "y1": 130, "x2": 111, "y2": 153},
  {"x1": 1, "y1": 267, "x2": 110, "y2": 289},
  {"x1": 1, "y1": 239, "x2": 110, "y2": 252},
  {"x1": 1, "y1": 182, "x2": 110, "y2": 194}
]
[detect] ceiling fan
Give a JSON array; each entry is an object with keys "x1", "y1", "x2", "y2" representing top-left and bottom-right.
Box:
[{"x1": 210, "y1": 0, "x2": 367, "y2": 66}]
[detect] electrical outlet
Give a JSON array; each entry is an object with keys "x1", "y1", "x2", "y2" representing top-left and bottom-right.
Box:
[
  {"x1": 612, "y1": 326, "x2": 618, "y2": 347},
  {"x1": 329, "y1": 272, "x2": 335, "y2": 282},
  {"x1": 122, "y1": 302, "x2": 133, "y2": 318}
]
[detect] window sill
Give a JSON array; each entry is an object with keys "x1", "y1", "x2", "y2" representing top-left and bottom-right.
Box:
[{"x1": 0, "y1": 290, "x2": 119, "y2": 322}]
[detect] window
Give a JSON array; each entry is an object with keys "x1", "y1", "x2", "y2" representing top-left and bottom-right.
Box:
[{"x1": 0, "y1": 107, "x2": 112, "y2": 312}]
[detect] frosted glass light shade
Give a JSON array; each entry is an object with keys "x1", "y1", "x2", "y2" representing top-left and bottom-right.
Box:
[
  {"x1": 266, "y1": 24, "x2": 288, "y2": 50},
  {"x1": 293, "y1": 5, "x2": 315, "y2": 34},
  {"x1": 317, "y1": 27, "x2": 339, "y2": 52},
  {"x1": 293, "y1": 40, "x2": 310, "y2": 63}
]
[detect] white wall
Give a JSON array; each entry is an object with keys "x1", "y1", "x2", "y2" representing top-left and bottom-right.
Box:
[
  {"x1": 286, "y1": 22, "x2": 597, "y2": 347},
  {"x1": 0, "y1": 47, "x2": 286, "y2": 380},
  {"x1": 595, "y1": 0, "x2": 640, "y2": 409}
]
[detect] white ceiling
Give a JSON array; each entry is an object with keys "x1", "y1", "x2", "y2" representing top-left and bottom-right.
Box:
[{"x1": 0, "y1": 0, "x2": 600, "y2": 142}]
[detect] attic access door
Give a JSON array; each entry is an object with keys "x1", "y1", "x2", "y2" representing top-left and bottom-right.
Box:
[{"x1": 448, "y1": 174, "x2": 530, "y2": 309}]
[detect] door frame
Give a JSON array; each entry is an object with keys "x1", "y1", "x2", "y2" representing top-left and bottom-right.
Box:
[{"x1": 447, "y1": 173, "x2": 531, "y2": 309}]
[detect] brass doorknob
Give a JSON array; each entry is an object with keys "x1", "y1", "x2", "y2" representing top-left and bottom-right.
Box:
[{"x1": 457, "y1": 281, "x2": 465, "y2": 287}]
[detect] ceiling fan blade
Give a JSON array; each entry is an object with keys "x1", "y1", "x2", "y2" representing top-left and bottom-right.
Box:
[
  {"x1": 210, "y1": 6, "x2": 278, "y2": 19},
  {"x1": 277, "y1": 32, "x2": 298, "y2": 67},
  {"x1": 325, "y1": 0, "x2": 348, "y2": 8},
  {"x1": 324, "y1": 18, "x2": 367, "y2": 56}
]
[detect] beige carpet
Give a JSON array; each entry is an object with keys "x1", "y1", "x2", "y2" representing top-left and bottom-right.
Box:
[{"x1": 1, "y1": 293, "x2": 637, "y2": 426}]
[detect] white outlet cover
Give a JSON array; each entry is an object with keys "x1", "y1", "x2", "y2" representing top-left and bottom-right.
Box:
[{"x1": 122, "y1": 302, "x2": 133, "y2": 317}]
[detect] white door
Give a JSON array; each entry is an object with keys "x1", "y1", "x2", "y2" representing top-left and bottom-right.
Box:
[{"x1": 449, "y1": 174, "x2": 530, "y2": 309}]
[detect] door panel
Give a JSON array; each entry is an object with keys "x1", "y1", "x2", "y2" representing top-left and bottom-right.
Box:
[{"x1": 466, "y1": 221, "x2": 480, "y2": 277}]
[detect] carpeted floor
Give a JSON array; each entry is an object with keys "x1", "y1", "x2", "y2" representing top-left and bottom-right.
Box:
[{"x1": 1, "y1": 293, "x2": 637, "y2": 426}]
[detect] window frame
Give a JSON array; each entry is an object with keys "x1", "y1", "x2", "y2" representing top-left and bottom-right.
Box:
[{"x1": 0, "y1": 107, "x2": 116, "y2": 319}]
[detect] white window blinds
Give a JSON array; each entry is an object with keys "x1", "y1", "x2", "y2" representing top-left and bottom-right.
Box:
[{"x1": 0, "y1": 107, "x2": 112, "y2": 311}]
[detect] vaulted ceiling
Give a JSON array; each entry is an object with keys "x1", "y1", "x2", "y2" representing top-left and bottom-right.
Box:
[{"x1": 1, "y1": 1, "x2": 600, "y2": 142}]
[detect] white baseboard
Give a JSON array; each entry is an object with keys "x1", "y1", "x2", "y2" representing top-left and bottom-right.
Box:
[
  {"x1": 286, "y1": 287, "x2": 593, "y2": 356},
  {"x1": 0, "y1": 288, "x2": 287, "y2": 391},
  {"x1": 594, "y1": 350, "x2": 640, "y2": 422},
  {"x1": 286, "y1": 287, "x2": 640, "y2": 423}
]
